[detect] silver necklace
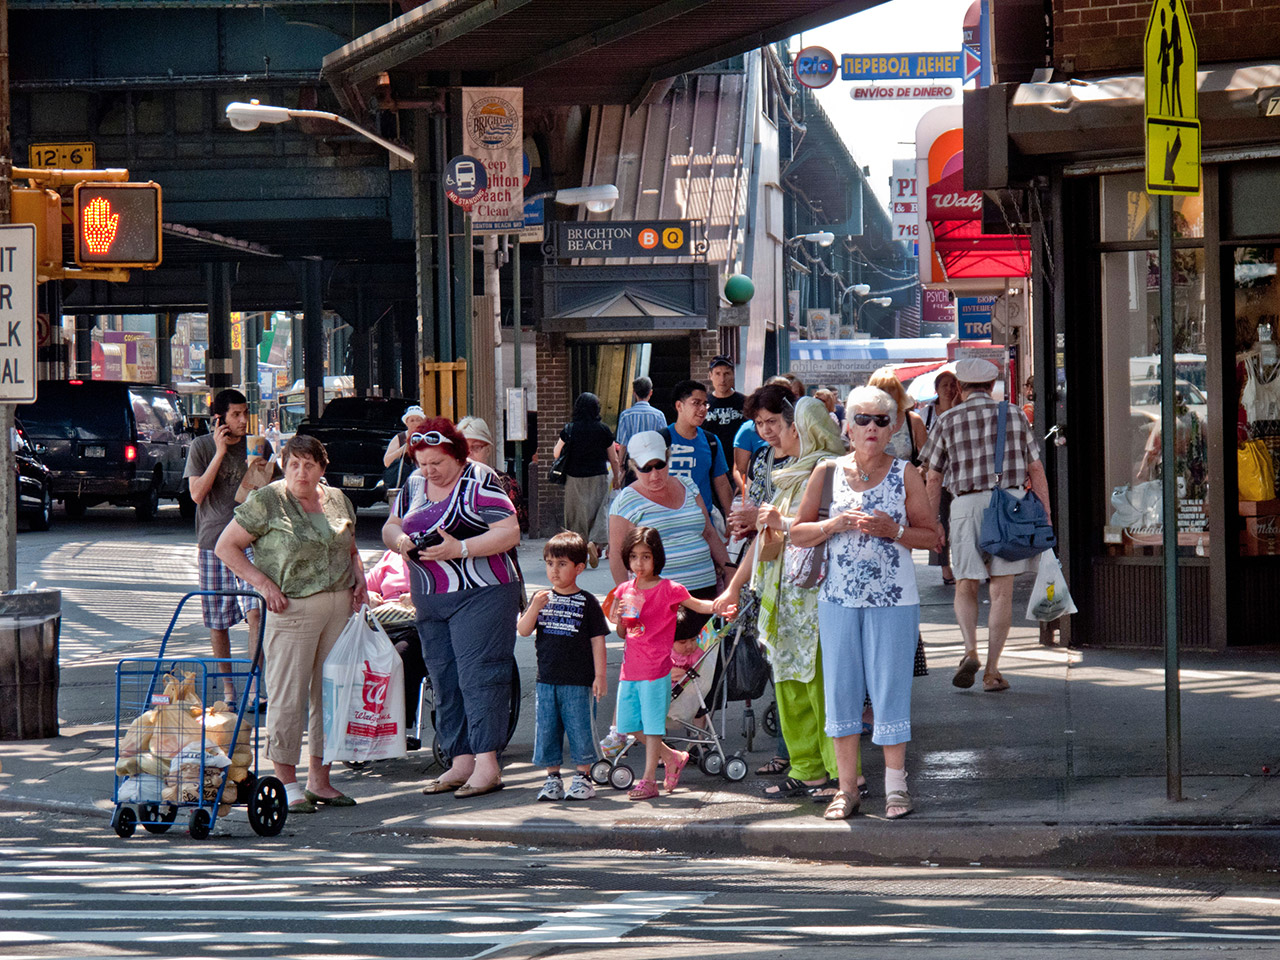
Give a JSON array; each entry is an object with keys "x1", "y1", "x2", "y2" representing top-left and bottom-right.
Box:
[{"x1": 853, "y1": 458, "x2": 870, "y2": 482}]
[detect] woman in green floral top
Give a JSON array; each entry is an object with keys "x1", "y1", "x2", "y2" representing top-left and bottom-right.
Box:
[
  {"x1": 714, "y1": 396, "x2": 844, "y2": 801},
  {"x1": 216, "y1": 435, "x2": 369, "y2": 815}
]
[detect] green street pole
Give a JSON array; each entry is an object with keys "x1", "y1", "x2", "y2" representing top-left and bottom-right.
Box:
[{"x1": 1158, "y1": 193, "x2": 1182, "y2": 802}]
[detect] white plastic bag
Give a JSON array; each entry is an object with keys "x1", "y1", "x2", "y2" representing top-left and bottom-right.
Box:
[
  {"x1": 321, "y1": 605, "x2": 407, "y2": 765},
  {"x1": 1026, "y1": 551, "x2": 1077, "y2": 622}
]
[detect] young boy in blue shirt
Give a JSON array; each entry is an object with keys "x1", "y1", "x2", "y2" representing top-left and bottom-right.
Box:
[{"x1": 517, "y1": 531, "x2": 609, "y2": 801}]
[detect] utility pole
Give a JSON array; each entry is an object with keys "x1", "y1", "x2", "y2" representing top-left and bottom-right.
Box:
[{"x1": 0, "y1": 0, "x2": 17, "y2": 590}]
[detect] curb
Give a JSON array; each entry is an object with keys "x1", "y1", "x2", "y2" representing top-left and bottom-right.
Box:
[{"x1": 377, "y1": 816, "x2": 1280, "y2": 870}]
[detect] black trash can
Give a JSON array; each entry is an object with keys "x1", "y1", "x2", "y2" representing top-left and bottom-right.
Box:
[{"x1": 0, "y1": 589, "x2": 61, "y2": 740}]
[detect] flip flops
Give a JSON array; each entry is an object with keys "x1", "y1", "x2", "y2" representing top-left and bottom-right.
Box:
[
  {"x1": 454, "y1": 778, "x2": 504, "y2": 799},
  {"x1": 421, "y1": 778, "x2": 465, "y2": 795},
  {"x1": 304, "y1": 789, "x2": 356, "y2": 807}
]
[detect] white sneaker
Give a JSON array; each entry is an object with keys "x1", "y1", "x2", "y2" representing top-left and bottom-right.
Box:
[
  {"x1": 564, "y1": 774, "x2": 596, "y2": 801},
  {"x1": 537, "y1": 776, "x2": 565, "y2": 801}
]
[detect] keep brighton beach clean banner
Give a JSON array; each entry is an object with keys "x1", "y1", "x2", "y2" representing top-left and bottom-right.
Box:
[{"x1": 461, "y1": 87, "x2": 524, "y2": 234}]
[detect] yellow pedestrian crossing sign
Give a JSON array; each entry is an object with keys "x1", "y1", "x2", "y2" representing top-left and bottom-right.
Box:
[{"x1": 1144, "y1": 0, "x2": 1199, "y2": 194}]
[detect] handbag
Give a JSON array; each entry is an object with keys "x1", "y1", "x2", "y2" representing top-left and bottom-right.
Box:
[
  {"x1": 978, "y1": 403, "x2": 1057, "y2": 561},
  {"x1": 1238, "y1": 438, "x2": 1276, "y2": 501},
  {"x1": 784, "y1": 460, "x2": 836, "y2": 588},
  {"x1": 548, "y1": 423, "x2": 570, "y2": 484}
]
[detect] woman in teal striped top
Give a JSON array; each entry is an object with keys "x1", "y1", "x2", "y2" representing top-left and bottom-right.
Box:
[{"x1": 608, "y1": 430, "x2": 729, "y2": 640}]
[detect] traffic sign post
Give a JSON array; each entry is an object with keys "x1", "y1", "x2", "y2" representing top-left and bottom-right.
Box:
[
  {"x1": 1144, "y1": 0, "x2": 1199, "y2": 194},
  {"x1": 1143, "y1": 0, "x2": 1197, "y2": 803}
]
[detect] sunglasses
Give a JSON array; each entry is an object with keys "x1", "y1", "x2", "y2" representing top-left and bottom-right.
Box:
[
  {"x1": 636, "y1": 460, "x2": 667, "y2": 474},
  {"x1": 409, "y1": 430, "x2": 449, "y2": 448},
  {"x1": 852, "y1": 413, "x2": 893, "y2": 428}
]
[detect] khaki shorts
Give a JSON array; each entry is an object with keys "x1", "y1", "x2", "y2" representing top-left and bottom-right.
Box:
[{"x1": 948, "y1": 490, "x2": 1037, "y2": 581}]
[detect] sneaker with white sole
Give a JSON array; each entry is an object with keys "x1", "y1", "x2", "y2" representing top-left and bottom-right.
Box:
[
  {"x1": 564, "y1": 774, "x2": 596, "y2": 800},
  {"x1": 537, "y1": 776, "x2": 565, "y2": 801}
]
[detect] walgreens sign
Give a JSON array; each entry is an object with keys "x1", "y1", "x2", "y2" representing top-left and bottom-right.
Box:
[{"x1": 926, "y1": 169, "x2": 982, "y2": 221}]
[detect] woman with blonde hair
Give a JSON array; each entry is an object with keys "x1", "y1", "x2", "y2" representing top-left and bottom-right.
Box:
[{"x1": 866, "y1": 367, "x2": 927, "y2": 468}]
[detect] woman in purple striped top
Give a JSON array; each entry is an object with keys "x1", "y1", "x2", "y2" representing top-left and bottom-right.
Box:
[{"x1": 382, "y1": 418, "x2": 522, "y2": 800}]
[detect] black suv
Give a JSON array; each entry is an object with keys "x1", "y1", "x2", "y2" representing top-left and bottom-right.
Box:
[
  {"x1": 14, "y1": 419, "x2": 53, "y2": 531},
  {"x1": 19, "y1": 380, "x2": 194, "y2": 520},
  {"x1": 296, "y1": 396, "x2": 413, "y2": 508}
]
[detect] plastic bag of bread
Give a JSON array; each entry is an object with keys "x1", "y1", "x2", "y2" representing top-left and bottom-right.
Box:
[
  {"x1": 150, "y1": 673, "x2": 207, "y2": 758},
  {"x1": 119, "y1": 709, "x2": 158, "y2": 758},
  {"x1": 203, "y1": 701, "x2": 252, "y2": 753}
]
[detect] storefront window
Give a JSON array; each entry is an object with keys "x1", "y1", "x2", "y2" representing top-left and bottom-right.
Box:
[
  {"x1": 1232, "y1": 246, "x2": 1280, "y2": 556},
  {"x1": 1100, "y1": 173, "x2": 1204, "y2": 242},
  {"x1": 1100, "y1": 246, "x2": 1208, "y2": 555}
]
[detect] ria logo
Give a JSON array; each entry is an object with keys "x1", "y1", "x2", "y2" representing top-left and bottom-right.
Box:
[
  {"x1": 793, "y1": 46, "x2": 837, "y2": 89},
  {"x1": 82, "y1": 196, "x2": 119, "y2": 254}
]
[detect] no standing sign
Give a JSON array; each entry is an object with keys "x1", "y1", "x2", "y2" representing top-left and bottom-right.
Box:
[{"x1": 0, "y1": 225, "x2": 36, "y2": 403}]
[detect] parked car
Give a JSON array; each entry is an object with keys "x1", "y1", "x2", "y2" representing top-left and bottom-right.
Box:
[
  {"x1": 18, "y1": 380, "x2": 195, "y2": 520},
  {"x1": 295, "y1": 395, "x2": 414, "y2": 508},
  {"x1": 14, "y1": 419, "x2": 52, "y2": 531}
]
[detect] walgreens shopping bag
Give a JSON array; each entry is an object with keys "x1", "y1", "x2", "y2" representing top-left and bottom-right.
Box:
[{"x1": 322, "y1": 606, "x2": 407, "y2": 765}]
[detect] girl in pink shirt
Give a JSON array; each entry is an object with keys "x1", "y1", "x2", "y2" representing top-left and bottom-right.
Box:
[{"x1": 613, "y1": 526, "x2": 728, "y2": 799}]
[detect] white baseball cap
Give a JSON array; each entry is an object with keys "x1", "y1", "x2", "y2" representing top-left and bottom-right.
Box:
[{"x1": 627, "y1": 431, "x2": 668, "y2": 467}]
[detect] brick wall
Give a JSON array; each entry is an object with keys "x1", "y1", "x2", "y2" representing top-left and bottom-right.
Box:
[
  {"x1": 689, "y1": 328, "x2": 721, "y2": 383},
  {"x1": 1053, "y1": 0, "x2": 1280, "y2": 75}
]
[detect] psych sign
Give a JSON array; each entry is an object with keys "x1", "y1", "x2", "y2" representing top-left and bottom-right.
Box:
[
  {"x1": 554, "y1": 221, "x2": 691, "y2": 257},
  {"x1": 841, "y1": 52, "x2": 964, "y2": 81}
]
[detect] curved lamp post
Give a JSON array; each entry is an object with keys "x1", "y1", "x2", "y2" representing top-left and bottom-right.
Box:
[
  {"x1": 786, "y1": 230, "x2": 835, "y2": 248},
  {"x1": 225, "y1": 101, "x2": 416, "y2": 163},
  {"x1": 856, "y1": 296, "x2": 894, "y2": 333}
]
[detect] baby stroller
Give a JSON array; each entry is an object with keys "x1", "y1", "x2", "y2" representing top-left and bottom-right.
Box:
[
  {"x1": 593, "y1": 605, "x2": 763, "y2": 789},
  {"x1": 368, "y1": 601, "x2": 520, "y2": 768}
]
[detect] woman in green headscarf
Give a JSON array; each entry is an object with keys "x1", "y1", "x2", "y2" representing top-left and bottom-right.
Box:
[{"x1": 714, "y1": 394, "x2": 845, "y2": 801}]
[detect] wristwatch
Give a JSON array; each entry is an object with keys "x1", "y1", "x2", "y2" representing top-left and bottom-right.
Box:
[
  {"x1": 459, "y1": 539, "x2": 470, "y2": 559},
  {"x1": 894, "y1": 523, "x2": 906, "y2": 541}
]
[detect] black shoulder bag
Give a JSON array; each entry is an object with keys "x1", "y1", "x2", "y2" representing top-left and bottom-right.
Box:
[{"x1": 548, "y1": 423, "x2": 571, "y2": 484}]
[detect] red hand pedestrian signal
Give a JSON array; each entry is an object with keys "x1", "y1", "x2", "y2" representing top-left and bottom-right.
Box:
[
  {"x1": 81, "y1": 196, "x2": 120, "y2": 254},
  {"x1": 74, "y1": 182, "x2": 163, "y2": 268}
]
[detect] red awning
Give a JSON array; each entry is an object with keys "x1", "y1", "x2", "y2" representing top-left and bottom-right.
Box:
[{"x1": 892, "y1": 359, "x2": 946, "y2": 383}]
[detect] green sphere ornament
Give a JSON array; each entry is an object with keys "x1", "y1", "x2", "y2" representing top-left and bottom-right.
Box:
[{"x1": 723, "y1": 273, "x2": 755, "y2": 304}]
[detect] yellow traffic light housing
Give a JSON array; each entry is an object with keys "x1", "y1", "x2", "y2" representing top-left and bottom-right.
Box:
[
  {"x1": 73, "y1": 181, "x2": 162, "y2": 268},
  {"x1": 10, "y1": 186, "x2": 62, "y2": 276}
]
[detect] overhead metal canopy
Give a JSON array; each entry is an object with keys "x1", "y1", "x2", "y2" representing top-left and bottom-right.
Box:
[{"x1": 323, "y1": 0, "x2": 882, "y2": 110}]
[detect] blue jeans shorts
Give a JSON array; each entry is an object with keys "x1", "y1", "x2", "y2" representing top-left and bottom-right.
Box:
[
  {"x1": 532, "y1": 682, "x2": 596, "y2": 768},
  {"x1": 615, "y1": 676, "x2": 671, "y2": 736}
]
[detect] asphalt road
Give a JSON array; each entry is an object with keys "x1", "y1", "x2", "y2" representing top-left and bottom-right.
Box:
[{"x1": 1, "y1": 806, "x2": 1279, "y2": 959}]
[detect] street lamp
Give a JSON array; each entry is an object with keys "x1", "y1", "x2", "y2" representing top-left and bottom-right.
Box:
[
  {"x1": 856, "y1": 296, "x2": 894, "y2": 333},
  {"x1": 527, "y1": 184, "x2": 619, "y2": 213},
  {"x1": 225, "y1": 100, "x2": 416, "y2": 163},
  {"x1": 786, "y1": 231, "x2": 835, "y2": 247}
]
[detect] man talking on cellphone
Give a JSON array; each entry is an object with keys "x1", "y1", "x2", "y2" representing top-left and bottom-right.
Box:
[{"x1": 182, "y1": 388, "x2": 274, "y2": 705}]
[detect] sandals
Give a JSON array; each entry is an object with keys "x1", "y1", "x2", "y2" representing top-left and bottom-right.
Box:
[
  {"x1": 763, "y1": 776, "x2": 817, "y2": 799},
  {"x1": 628, "y1": 778, "x2": 659, "y2": 800},
  {"x1": 822, "y1": 791, "x2": 859, "y2": 820},
  {"x1": 953, "y1": 655, "x2": 981, "y2": 689},
  {"x1": 663, "y1": 750, "x2": 690, "y2": 792},
  {"x1": 756, "y1": 756, "x2": 789, "y2": 776},
  {"x1": 885, "y1": 789, "x2": 914, "y2": 820},
  {"x1": 983, "y1": 672, "x2": 1011, "y2": 692}
]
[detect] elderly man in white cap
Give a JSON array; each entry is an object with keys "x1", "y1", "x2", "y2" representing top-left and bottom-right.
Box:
[{"x1": 918, "y1": 358, "x2": 1051, "y2": 693}]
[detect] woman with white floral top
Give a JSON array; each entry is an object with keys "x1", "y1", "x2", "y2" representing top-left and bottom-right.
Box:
[
  {"x1": 715, "y1": 395, "x2": 844, "y2": 802},
  {"x1": 790, "y1": 386, "x2": 938, "y2": 822}
]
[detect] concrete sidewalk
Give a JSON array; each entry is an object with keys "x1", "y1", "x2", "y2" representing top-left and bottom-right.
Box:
[{"x1": 2, "y1": 540, "x2": 1279, "y2": 869}]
